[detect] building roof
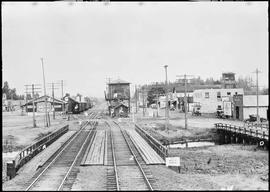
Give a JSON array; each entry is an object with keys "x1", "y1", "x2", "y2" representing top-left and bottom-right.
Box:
[
  {"x1": 22, "y1": 95, "x2": 66, "y2": 106},
  {"x1": 109, "y1": 78, "x2": 130, "y2": 85},
  {"x1": 114, "y1": 103, "x2": 128, "y2": 109}
]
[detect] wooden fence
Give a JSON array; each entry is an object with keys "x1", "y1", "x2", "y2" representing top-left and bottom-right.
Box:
[{"x1": 135, "y1": 124, "x2": 168, "y2": 160}]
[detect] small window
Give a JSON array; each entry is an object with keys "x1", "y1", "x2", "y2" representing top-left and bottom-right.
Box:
[
  {"x1": 205, "y1": 92, "x2": 209, "y2": 98},
  {"x1": 227, "y1": 92, "x2": 231, "y2": 96},
  {"x1": 235, "y1": 92, "x2": 238, "y2": 95},
  {"x1": 217, "y1": 92, "x2": 221, "y2": 98}
]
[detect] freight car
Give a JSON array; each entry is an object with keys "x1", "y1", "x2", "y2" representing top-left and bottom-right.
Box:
[{"x1": 64, "y1": 96, "x2": 92, "y2": 114}]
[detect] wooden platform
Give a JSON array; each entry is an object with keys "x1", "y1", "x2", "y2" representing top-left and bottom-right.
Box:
[
  {"x1": 81, "y1": 130, "x2": 106, "y2": 165},
  {"x1": 126, "y1": 129, "x2": 165, "y2": 165}
]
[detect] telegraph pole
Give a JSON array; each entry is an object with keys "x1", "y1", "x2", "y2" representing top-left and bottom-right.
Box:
[
  {"x1": 41, "y1": 58, "x2": 49, "y2": 127},
  {"x1": 25, "y1": 84, "x2": 42, "y2": 128},
  {"x1": 135, "y1": 85, "x2": 138, "y2": 113},
  {"x1": 48, "y1": 82, "x2": 61, "y2": 120},
  {"x1": 164, "y1": 65, "x2": 169, "y2": 133},
  {"x1": 52, "y1": 83, "x2": 55, "y2": 119},
  {"x1": 32, "y1": 84, "x2": 36, "y2": 127},
  {"x1": 142, "y1": 87, "x2": 145, "y2": 117},
  {"x1": 253, "y1": 68, "x2": 262, "y2": 124},
  {"x1": 177, "y1": 74, "x2": 194, "y2": 129}
]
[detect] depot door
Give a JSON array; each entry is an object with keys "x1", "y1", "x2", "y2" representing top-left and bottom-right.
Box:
[{"x1": 236, "y1": 106, "x2": 239, "y2": 119}]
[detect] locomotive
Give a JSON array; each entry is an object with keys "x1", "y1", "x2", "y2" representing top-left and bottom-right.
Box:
[{"x1": 64, "y1": 96, "x2": 92, "y2": 114}]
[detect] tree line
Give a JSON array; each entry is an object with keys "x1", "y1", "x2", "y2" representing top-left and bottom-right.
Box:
[{"x1": 2, "y1": 81, "x2": 26, "y2": 100}]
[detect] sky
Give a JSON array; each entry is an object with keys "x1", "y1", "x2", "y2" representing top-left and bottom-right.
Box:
[{"x1": 2, "y1": 2, "x2": 268, "y2": 98}]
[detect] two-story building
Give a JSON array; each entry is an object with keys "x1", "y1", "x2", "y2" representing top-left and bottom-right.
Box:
[{"x1": 193, "y1": 88, "x2": 244, "y2": 113}]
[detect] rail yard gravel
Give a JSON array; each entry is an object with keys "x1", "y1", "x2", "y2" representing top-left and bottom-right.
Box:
[{"x1": 71, "y1": 166, "x2": 107, "y2": 190}]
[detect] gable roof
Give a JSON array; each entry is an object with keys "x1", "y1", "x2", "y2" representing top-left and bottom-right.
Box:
[
  {"x1": 22, "y1": 95, "x2": 66, "y2": 106},
  {"x1": 114, "y1": 103, "x2": 128, "y2": 109}
]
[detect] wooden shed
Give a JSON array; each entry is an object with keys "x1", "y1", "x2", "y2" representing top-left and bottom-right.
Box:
[{"x1": 112, "y1": 103, "x2": 129, "y2": 117}]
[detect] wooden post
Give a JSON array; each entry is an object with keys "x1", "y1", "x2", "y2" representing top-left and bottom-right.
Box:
[
  {"x1": 32, "y1": 84, "x2": 36, "y2": 128},
  {"x1": 52, "y1": 83, "x2": 55, "y2": 120}
]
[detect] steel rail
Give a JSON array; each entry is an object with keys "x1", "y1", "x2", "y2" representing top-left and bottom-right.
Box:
[
  {"x1": 57, "y1": 121, "x2": 97, "y2": 190},
  {"x1": 25, "y1": 113, "x2": 97, "y2": 191},
  {"x1": 108, "y1": 121, "x2": 120, "y2": 191},
  {"x1": 113, "y1": 121, "x2": 154, "y2": 191}
]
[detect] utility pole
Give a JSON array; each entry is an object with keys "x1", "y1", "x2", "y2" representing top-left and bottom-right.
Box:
[
  {"x1": 47, "y1": 82, "x2": 60, "y2": 120},
  {"x1": 25, "y1": 84, "x2": 42, "y2": 128},
  {"x1": 177, "y1": 74, "x2": 194, "y2": 129},
  {"x1": 41, "y1": 57, "x2": 49, "y2": 127},
  {"x1": 57, "y1": 80, "x2": 66, "y2": 112},
  {"x1": 32, "y1": 84, "x2": 36, "y2": 127},
  {"x1": 142, "y1": 87, "x2": 145, "y2": 117},
  {"x1": 52, "y1": 83, "x2": 55, "y2": 119},
  {"x1": 184, "y1": 74, "x2": 187, "y2": 129},
  {"x1": 135, "y1": 85, "x2": 138, "y2": 113},
  {"x1": 164, "y1": 65, "x2": 169, "y2": 133},
  {"x1": 253, "y1": 68, "x2": 262, "y2": 124}
]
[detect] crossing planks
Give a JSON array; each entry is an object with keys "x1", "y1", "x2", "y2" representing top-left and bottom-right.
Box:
[
  {"x1": 126, "y1": 129, "x2": 165, "y2": 165},
  {"x1": 81, "y1": 130, "x2": 106, "y2": 165}
]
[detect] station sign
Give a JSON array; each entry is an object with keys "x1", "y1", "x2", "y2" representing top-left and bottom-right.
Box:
[
  {"x1": 37, "y1": 102, "x2": 52, "y2": 112},
  {"x1": 165, "y1": 157, "x2": 180, "y2": 167}
]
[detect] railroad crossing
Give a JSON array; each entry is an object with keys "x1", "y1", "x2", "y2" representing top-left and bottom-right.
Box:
[{"x1": 13, "y1": 110, "x2": 167, "y2": 191}]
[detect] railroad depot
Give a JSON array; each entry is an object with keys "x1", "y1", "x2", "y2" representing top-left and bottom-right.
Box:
[{"x1": 22, "y1": 95, "x2": 66, "y2": 113}]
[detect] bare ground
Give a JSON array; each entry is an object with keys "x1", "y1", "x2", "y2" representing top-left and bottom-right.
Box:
[{"x1": 134, "y1": 109, "x2": 269, "y2": 190}]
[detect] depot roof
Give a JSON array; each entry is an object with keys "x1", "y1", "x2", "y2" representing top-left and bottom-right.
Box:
[{"x1": 22, "y1": 95, "x2": 66, "y2": 106}]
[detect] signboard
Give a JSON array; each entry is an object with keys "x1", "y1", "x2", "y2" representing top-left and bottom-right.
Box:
[
  {"x1": 223, "y1": 101, "x2": 232, "y2": 116},
  {"x1": 37, "y1": 102, "x2": 52, "y2": 112},
  {"x1": 165, "y1": 157, "x2": 180, "y2": 167}
]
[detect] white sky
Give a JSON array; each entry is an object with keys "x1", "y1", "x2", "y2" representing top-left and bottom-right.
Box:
[{"x1": 2, "y1": 2, "x2": 268, "y2": 98}]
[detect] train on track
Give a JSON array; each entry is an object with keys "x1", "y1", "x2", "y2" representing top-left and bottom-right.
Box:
[{"x1": 64, "y1": 96, "x2": 93, "y2": 114}]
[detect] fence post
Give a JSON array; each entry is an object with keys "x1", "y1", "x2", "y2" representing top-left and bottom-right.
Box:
[{"x1": 6, "y1": 160, "x2": 16, "y2": 180}]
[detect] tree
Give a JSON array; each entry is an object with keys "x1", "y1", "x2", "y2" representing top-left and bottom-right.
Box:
[
  {"x1": 261, "y1": 88, "x2": 268, "y2": 95},
  {"x1": 236, "y1": 75, "x2": 255, "y2": 91},
  {"x1": 147, "y1": 87, "x2": 165, "y2": 106},
  {"x1": 2, "y1": 81, "x2": 9, "y2": 95}
]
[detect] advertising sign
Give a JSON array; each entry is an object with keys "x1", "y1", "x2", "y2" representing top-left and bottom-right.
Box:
[
  {"x1": 165, "y1": 157, "x2": 180, "y2": 167},
  {"x1": 223, "y1": 101, "x2": 232, "y2": 116}
]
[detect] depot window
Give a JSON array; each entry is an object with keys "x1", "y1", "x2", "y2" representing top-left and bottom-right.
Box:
[
  {"x1": 217, "y1": 92, "x2": 221, "y2": 98},
  {"x1": 205, "y1": 92, "x2": 209, "y2": 98}
]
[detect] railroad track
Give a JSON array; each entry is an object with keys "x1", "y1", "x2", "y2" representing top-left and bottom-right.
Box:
[
  {"x1": 25, "y1": 113, "x2": 99, "y2": 191},
  {"x1": 106, "y1": 120, "x2": 155, "y2": 191}
]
